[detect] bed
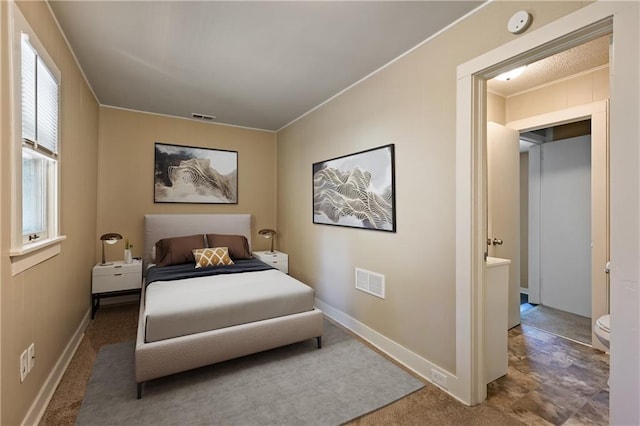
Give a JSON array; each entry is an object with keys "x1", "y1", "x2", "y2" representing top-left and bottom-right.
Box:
[{"x1": 135, "y1": 214, "x2": 324, "y2": 398}]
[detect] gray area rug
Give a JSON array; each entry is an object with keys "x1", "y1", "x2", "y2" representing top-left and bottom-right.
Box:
[
  {"x1": 76, "y1": 319, "x2": 424, "y2": 425},
  {"x1": 521, "y1": 304, "x2": 592, "y2": 344}
]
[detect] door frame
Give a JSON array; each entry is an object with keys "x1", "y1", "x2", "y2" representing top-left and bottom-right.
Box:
[
  {"x1": 507, "y1": 101, "x2": 609, "y2": 350},
  {"x1": 455, "y1": 3, "x2": 639, "y2": 423}
]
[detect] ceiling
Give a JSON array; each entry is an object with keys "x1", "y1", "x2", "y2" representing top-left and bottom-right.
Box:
[
  {"x1": 487, "y1": 35, "x2": 610, "y2": 98},
  {"x1": 49, "y1": 1, "x2": 483, "y2": 131},
  {"x1": 486, "y1": 35, "x2": 610, "y2": 153}
]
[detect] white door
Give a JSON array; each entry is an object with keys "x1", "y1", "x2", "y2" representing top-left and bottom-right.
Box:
[
  {"x1": 536, "y1": 136, "x2": 592, "y2": 317},
  {"x1": 487, "y1": 122, "x2": 521, "y2": 329}
]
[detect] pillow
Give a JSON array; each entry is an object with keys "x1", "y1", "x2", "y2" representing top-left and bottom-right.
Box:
[
  {"x1": 206, "y1": 234, "x2": 251, "y2": 260},
  {"x1": 193, "y1": 247, "x2": 234, "y2": 268},
  {"x1": 155, "y1": 234, "x2": 205, "y2": 267}
]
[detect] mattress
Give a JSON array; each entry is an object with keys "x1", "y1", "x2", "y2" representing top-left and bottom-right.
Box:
[{"x1": 144, "y1": 269, "x2": 315, "y2": 343}]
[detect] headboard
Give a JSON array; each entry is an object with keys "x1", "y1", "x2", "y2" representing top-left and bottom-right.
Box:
[{"x1": 143, "y1": 214, "x2": 252, "y2": 269}]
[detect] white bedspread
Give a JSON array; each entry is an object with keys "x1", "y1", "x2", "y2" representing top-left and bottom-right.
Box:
[{"x1": 144, "y1": 269, "x2": 315, "y2": 343}]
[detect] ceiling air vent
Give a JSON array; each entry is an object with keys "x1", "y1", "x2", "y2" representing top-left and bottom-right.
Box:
[{"x1": 191, "y1": 113, "x2": 216, "y2": 121}]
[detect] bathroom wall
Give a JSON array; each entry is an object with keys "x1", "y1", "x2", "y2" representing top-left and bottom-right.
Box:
[
  {"x1": 506, "y1": 66, "x2": 609, "y2": 123},
  {"x1": 488, "y1": 91, "x2": 506, "y2": 125}
]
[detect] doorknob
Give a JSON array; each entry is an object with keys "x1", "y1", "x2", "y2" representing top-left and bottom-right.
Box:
[{"x1": 491, "y1": 238, "x2": 504, "y2": 246}]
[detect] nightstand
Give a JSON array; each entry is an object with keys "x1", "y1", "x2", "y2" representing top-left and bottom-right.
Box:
[
  {"x1": 92, "y1": 260, "x2": 142, "y2": 318},
  {"x1": 253, "y1": 250, "x2": 288, "y2": 274}
]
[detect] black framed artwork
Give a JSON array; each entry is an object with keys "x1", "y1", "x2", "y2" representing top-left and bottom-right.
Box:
[
  {"x1": 154, "y1": 142, "x2": 238, "y2": 204},
  {"x1": 313, "y1": 144, "x2": 396, "y2": 232}
]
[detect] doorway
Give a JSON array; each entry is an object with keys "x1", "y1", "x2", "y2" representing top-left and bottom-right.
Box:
[
  {"x1": 506, "y1": 101, "x2": 609, "y2": 350},
  {"x1": 455, "y1": 3, "x2": 640, "y2": 415},
  {"x1": 520, "y1": 124, "x2": 594, "y2": 345},
  {"x1": 484, "y1": 32, "x2": 610, "y2": 347}
]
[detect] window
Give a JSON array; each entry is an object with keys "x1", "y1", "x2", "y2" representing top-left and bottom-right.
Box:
[
  {"x1": 21, "y1": 34, "x2": 59, "y2": 244},
  {"x1": 10, "y1": 3, "x2": 64, "y2": 271}
]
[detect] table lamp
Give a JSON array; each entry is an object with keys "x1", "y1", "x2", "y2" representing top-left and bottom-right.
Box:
[{"x1": 258, "y1": 229, "x2": 277, "y2": 253}]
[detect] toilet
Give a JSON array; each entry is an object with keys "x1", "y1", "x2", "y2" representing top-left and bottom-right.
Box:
[{"x1": 594, "y1": 314, "x2": 610, "y2": 349}]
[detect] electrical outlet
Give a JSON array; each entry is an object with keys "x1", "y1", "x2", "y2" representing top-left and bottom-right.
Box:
[
  {"x1": 28, "y1": 343, "x2": 35, "y2": 372},
  {"x1": 431, "y1": 368, "x2": 447, "y2": 388},
  {"x1": 20, "y1": 350, "x2": 28, "y2": 382}
]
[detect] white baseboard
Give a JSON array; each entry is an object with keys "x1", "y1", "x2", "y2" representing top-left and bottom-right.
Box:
[
  {"x1": 314, "y1": 298, "x2": 466, "y2": 404},
  {"x1": 520, "y1": 287, "x2": 529, "y2": 295},
  {"x1": 21, "y1": 308, "x2": 91, "y2": 426}
]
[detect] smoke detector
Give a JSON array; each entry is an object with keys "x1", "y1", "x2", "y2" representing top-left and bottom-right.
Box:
[{"x1": 508, "y1": 11, "x2": 532, "y2": 34}]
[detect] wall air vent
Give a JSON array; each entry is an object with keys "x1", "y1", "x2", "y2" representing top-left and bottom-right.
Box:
[
  {"x1": 355, "y1": 267, "x2": 385, "y2": 299},
  {"x1": 191, "y1": 113, "x2": 216, "y2": 121}
]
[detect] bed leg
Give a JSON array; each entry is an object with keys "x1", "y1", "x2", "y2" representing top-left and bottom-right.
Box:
[
  {"x1": 137, "y1": 382, "x2": 143, "y2": 399},
  {"x1": 316, "y1": 336, "x2": 322, "y2": 349}
]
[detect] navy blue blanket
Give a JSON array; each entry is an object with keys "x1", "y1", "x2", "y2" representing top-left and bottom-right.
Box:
[{"x1": 146, "y1": 258, "x2": 274, "y2": 288}]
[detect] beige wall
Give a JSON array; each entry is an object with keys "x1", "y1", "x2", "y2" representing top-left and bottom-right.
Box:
[
  {"x1": 506, "y1": 66, "x2": 609, "y2": 123},
  {"x1": 97, "y1": 107, "x2": 277, "y2": 259},
  {"x1": 277, "y1": 1, "x2": 588, "y2": 373},
  {"x1": 1, "y1": 1, "x2": 99, "y2": 424},
  {"x1": 487, "y1": 91, "x2": 506, "y2": 125}
]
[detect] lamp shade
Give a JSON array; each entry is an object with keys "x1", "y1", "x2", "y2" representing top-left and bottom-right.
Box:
[
  {"x1": 100, "y1": 233, "x2": 122, "y2": 265},
  {"x1": 258, "y1": 229, "x2": 277, "y2": 253}
]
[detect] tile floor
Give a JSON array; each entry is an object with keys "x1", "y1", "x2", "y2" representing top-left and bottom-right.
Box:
[{"x1": 486, "y1": 324, "x2": 609, "y2": 425}]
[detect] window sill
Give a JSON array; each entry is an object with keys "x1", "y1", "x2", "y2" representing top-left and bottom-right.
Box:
[{"x1": 10, "y1": 235, "x2": 67, "y2": 275}]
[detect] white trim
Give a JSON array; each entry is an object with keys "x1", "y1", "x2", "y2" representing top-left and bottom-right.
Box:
[
  {"x1": 21, "y1": 308, "x2": 91, "y2": 426},
  {"x1": 10, "y1": 234, "x2": 66, "y2": 257},
  {"x1": 506, "y1": 100, "x2": 608, "y2": 132},
  {"x1": 314, "y1": 298, "x2": 467, "y2": 404},
  {"x1": 100, "y1": 105, "x2": 276, "y2": 134},
  {"x1": 520, "y1": 287, "x2": 529, "y2": 295},
  {"x1": 455, "y1": 73, "x2": 477, "y2": 405},
  {"x1": 9, "y1": 1, "x2": 62, "y2": 256},
  {"x1": 528, "y1": 146, "x2": 541, "y2": 305},
  {"x1": 10, "y1": 236, "x2": 66, "y2": 276},
  {"x1": 456, "y1": 2, "x2": 639, "y2": 421}
]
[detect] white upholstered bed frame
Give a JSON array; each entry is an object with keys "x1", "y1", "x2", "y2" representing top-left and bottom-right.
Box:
[{"x1": 135, "y1": 214, "x2": 324, "y2": 398}]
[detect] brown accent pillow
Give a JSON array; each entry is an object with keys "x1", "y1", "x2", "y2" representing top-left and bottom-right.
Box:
[
  {"x1": 193, "y1": 247, "x2": 234, "y2": 268},
  {"x1": 155, "y1": 234, "x2": 205, "y2": 267},
  {"x1": 206, "y1": 234, "x2": 251, "y2": 260}
]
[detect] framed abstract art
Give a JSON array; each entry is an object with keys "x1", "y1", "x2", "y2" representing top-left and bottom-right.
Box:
[
  {"x1": 154, "y1": 142, "x2": 238, "y2": 204},
  {"x1": 313, "y1": 144, "x2": 396, "y2": 232}
]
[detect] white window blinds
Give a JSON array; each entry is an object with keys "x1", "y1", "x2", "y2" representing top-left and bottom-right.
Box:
[
  {"x1": 21, "y1": 34, "x2": 59, "y2": 156},
  {"x1": 21, "y1": 35, "x2": 36, "y2": 141}
]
